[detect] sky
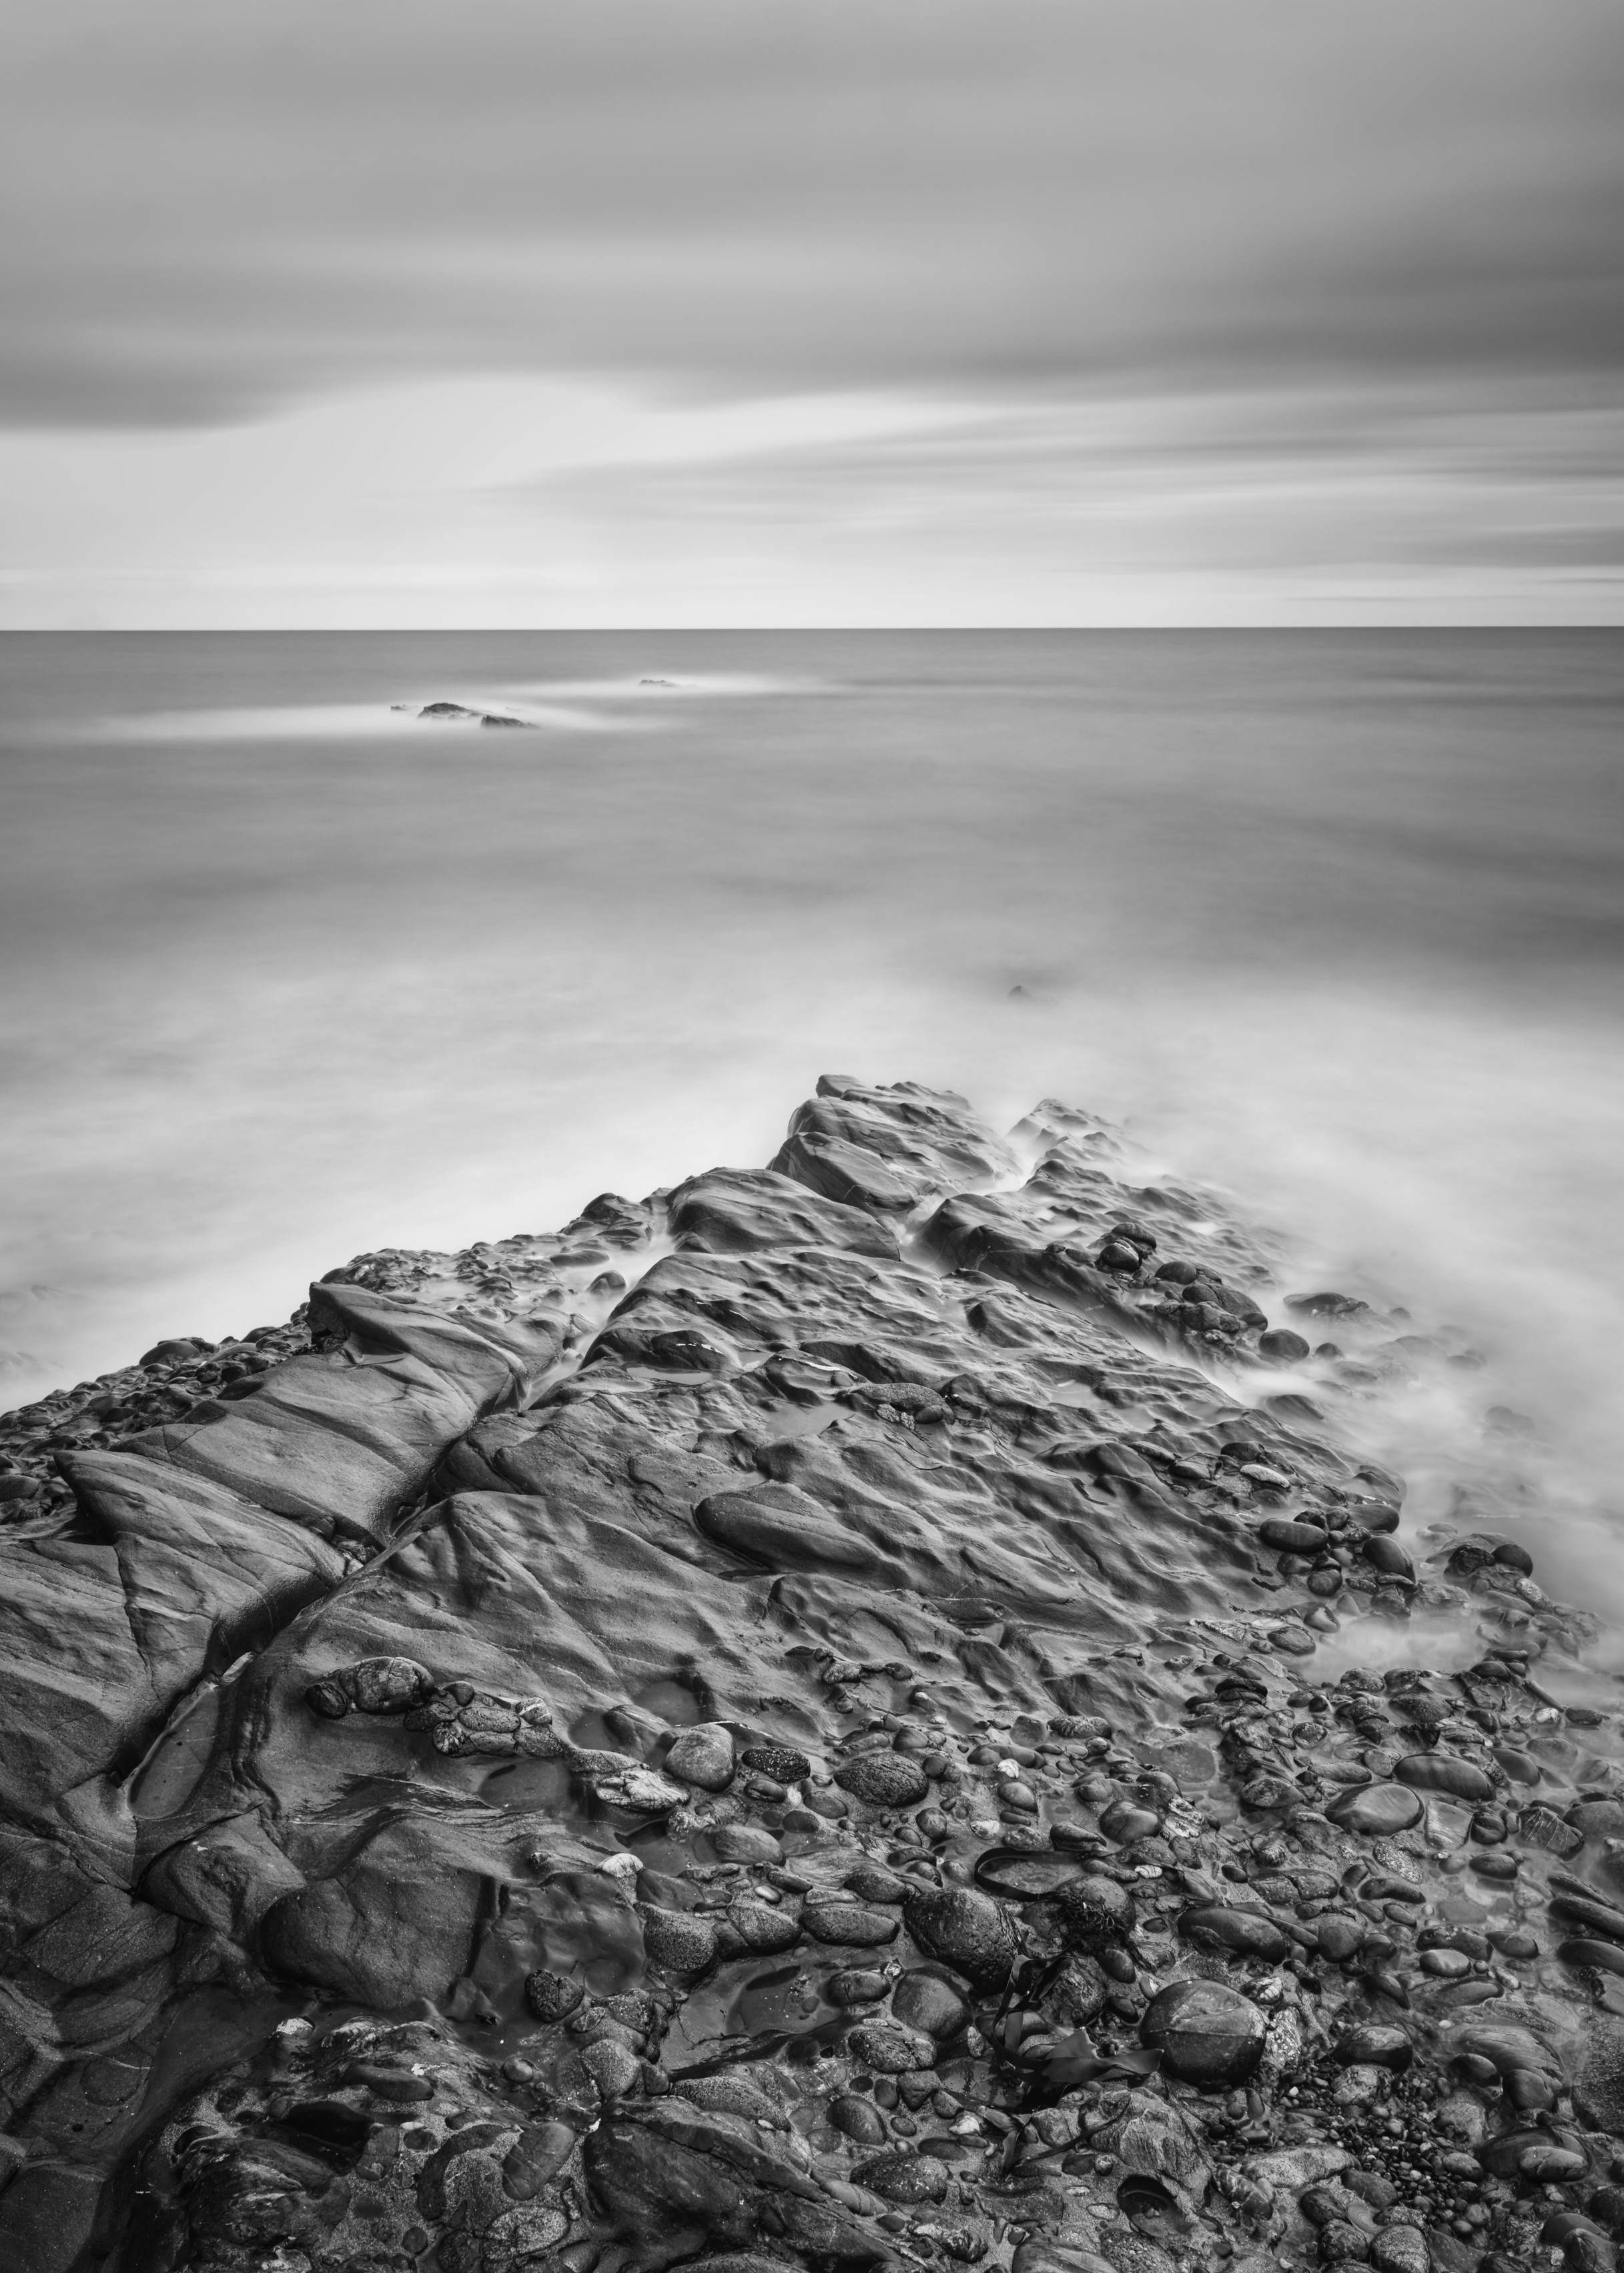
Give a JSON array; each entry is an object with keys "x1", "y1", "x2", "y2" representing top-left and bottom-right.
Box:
[{"x1": 1, "y1": 1, "x2": 1621, "y2": 626}]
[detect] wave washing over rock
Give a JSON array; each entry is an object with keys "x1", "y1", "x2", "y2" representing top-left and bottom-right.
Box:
[{"x1": 2, "y1": 1078, "x2": 1623, "y2": 2273}]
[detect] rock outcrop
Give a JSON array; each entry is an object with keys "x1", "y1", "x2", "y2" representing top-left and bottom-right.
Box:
[{"x1": 0, "y1": 1079, "x2": 1615, "y2": 2273}]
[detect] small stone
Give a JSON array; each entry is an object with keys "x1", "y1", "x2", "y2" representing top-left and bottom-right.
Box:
[
  {"x1": 525, "y1": 1969, "x2": 585, "y2": 2021},
  {"x1": 1178, "y1": 1905, "x2": 1292, "y2": 1963},
  {"x1": 1521, "y1": 2146, "x2": 1588, "y2": 2183},
  {"x1": 1328, "y1": 1783, "x2": 1425, "y2": 1836},
  {"x1": 902, "y1": 1885, "x2": 1018, "y2": 1987},
  {"x1": 1336, "y1": 2025, "x2": 1412, "y2": 2072},
  {"x1": 851, "y1": 2149, "x2": 949, "y2": 2204},
  {"x1": 1362, "y1": 1536, "x2": 1416, "y2": 1582},
  {"x1": 1395, "y1": 1755, "x2": 1495, "y2": 1804},
  {"x1": 1055, "y1": 1875, "x2": 1136, "y2": 1948},
  {"x1": 1317, "y1": 1913, "x2": 1368, "y2": 1963},
  {"x1": 740, "y1": 1743, "x2": 811, "y2": 1783},
  {"x1": 829, "y1": 2093, "x2": 889, "y2": 2144},
  {"x1": 845, "y1": 1861, "x2": 908, "y2": 1903},
  {"x1": 827, "y1": 1967, "x2": 890, "y2": 2006},
  {"x1": 1100, "y1": 1801, "x2": 1162, "y2": 1845},
  {"x1": 1140, "y1": 1979, "x2": 1266, "y2": 2088},
  {"x1": 1259, "y1": 1518, "x2": 1330, "y2": 1555},
  {"x1": 639, "y1": 1905, "x2": 718, "y2": 1977},
  {"x1": 891, "y1": 1971, "x2": 971, "y2": 2041},
  {"x1": 725, "y1": 1898, "x2": 801, "y2": 1953},
  {"x1": 1370, "y1": 2227, "x2": 1430, "y2": 2273},
  {"x1": 502, "y1": 2120, "x2": 578, "y2": 2198},
  {"x1": 579, "y1": 2037, "x2": 642, "y2": 2100},
  {"x1": 665, "y1": 1722, "x2": 737, "y2": 1791},
  {"x1": 802, "y1": 1899, "x2": 900, "y2": 1947},
  {"x1": 848, "y1": 2021, "x2": 936, "y2": 2074},
  {"x1": 713, "y1": 1823, "x2": 784, "y2": 1865},
  {"x1": 835, "y1": 1752, "x2": 931, "y2": 1809}
]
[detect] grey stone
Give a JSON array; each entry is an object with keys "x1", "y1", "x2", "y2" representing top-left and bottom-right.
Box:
[{"x1": 665, "y1": 1721, "x2": 737, "y2": 1791}]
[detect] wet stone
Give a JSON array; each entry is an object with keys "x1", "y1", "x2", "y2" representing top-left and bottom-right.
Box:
[
  {"x1": 847, "y1": 2021, "x2": 935, "y2": 2074},
  {"x1": 739, "y1": 1743, "x2": 812, "y2": 1783},
  {"x1": 1328, "y1": 1783, "x2": 1425, "y2": 1836},
  {"x1": 827, "y1": 1967, "x2": 890, "y2": 2006},
  {"x1": 902, "y1": 1885, "x2": 1018, "y2": 1986},
  {"x1": 1140, "y1": 1979, "x2": 1267, "y2": 2088},
  {"x1": 829, "y1": 2094, "x2": 889, "y2": 2144},
  {"x1": 1395, "y1": 1754, "x2": 1495, "y2": 1804},
  {"x1": 665, "y1": 1722, "x2": 737, "y2": 1791},
  {"x1": 851, "y1": 2149, "x2": 949, "y2": 2204},
  {"x1": 525, "y1": 1969, "x2": 585, "y2": 2021},
  {"x1": 712, "y1": 1823, "x2": 784, "y2": 1865},
  {"x1": 1055, "y1": 1875, "x2": 1136, "y2": 1948},
  {"x1": 724, "y1": 1898, "x2": 801, "y2": 1953},
  {"x1": 802, "y1": 1899, "x2": 899, "y2": 1947},
  {"x1": 890, "y1": 1971, "x2": 971, "y2": 2041},
  {"x1": 639, "y1": 1905, "x2": 718, "y2": 1977},
  {"x1": 502, "y1": 2121, "x2": 577, "y2": 2200},
  {"x1": 835, "y1": 1752, "x2": 931, "y2": 1809},
  {"x1": 1336, "y1": 2025, "x2": 1412, "y2": 2072},
  {"x1": 845, "y1": 1861, "x2": 908, "y2": 1904}
]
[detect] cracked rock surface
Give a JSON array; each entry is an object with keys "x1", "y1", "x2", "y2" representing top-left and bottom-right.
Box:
[{"x1": 1, "y1": 1077, "x2": 1621, "y2": 2273}]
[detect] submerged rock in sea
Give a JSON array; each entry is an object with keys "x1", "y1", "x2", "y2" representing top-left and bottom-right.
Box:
[{"x1": 0, "y1": 1073, "x2": 1613, "y2": 2273}]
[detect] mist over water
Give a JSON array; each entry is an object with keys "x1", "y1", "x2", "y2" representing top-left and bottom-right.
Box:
[{"x1": 2, "y1": 630, "x2": 1621, "y2": 1637}]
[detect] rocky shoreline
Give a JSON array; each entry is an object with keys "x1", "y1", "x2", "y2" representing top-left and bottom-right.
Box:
[{"x1": 2, "y1": 1077, "x2": 1622, "y2": 2273}]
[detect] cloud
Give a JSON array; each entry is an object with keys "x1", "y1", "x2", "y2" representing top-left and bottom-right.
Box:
[
  {"x1": 1, "y1": 0, "x2": 1620, "y2": 619},
  {"x1": 3, "y1": 1, "x2": 1620, "y2": 426},
  {"x1": 2, "y1": 366, "x2": 1617, "y2": 626}
]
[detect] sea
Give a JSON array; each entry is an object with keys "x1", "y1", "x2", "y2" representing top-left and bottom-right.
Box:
[{"x1": 2, "y1": 630, "x2": 1621, "y2": 1645}]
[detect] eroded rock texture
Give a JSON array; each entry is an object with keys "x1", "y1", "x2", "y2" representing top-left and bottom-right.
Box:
[{"x1": 0, "y1": 1077, "x2": 1619, "y2": 2273}]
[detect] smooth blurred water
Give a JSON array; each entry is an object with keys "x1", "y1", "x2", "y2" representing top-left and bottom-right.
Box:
[{"x1": 2, "y1": 630, "x2": 1621, "y2": 1625}]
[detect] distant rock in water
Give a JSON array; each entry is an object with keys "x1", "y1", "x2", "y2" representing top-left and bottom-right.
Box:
[
  {"x1": 414, "y1": 700, "x2": 533, "y2": 729},
  {"x1": 0, "y1": 1074, "x2": 1601, "y2": 2272}
]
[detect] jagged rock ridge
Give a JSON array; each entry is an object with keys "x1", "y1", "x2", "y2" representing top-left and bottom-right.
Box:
[{"x1": 0, "y1": 1077, "x2": 1617, "y2": 2273}]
